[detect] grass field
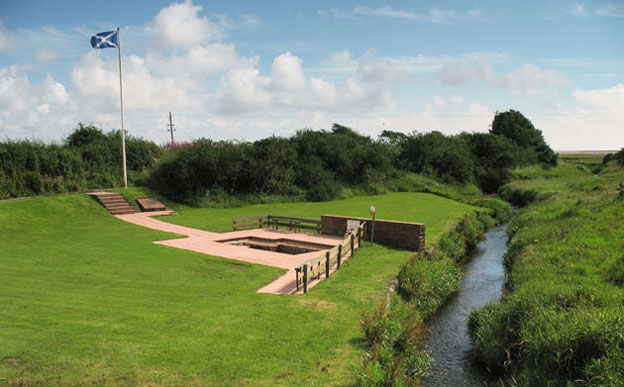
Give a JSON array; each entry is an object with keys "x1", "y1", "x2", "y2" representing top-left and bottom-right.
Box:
[
  {"x1": 0, "y1": 191, "x2": 479, "y2": 385},
  {"x1": 468, "y1": 156, "x2": 624, "y2": 385}
]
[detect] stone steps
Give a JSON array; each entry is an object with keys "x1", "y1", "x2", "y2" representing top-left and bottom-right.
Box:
[{"x1": 87, "y1": 192, "x2": 137, "y2": 215}]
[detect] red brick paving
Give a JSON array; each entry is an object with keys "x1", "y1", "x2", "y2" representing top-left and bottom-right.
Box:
[{"x1": 115, "y1": 211, "x2": 347, "y2": 294}]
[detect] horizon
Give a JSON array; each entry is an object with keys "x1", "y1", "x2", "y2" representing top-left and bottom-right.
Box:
[{"x1": 1, "y1": 0, "x2": 622, "y2": 150}]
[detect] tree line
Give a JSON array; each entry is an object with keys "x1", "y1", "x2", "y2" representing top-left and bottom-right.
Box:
[
  {"x1": 1, "y1": 110, "x2": 562, "y2": 202},
  {"x1": 0, "y1": 124, "x2": 160, "y2": 199}
]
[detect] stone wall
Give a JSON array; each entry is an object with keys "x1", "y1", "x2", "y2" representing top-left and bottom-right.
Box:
[{"x1": 320, "y1": 214, "x2": 425, "y2": 251}]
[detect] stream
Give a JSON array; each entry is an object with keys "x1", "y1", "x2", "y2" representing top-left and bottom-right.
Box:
[{"x1": 422, "y1": 223, "x2": 509, "y2": 386}]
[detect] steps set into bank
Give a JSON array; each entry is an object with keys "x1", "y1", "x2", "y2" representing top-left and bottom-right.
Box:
[{"x1": 88, "y1": 192, "x2": 137, "y2": 215}]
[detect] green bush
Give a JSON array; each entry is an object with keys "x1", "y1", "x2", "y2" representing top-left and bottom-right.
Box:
[
  {"x1": 357, "y1": 295, "x2": 429, "y2": 386},
  {"x1": 396, "y1": 256, "x2": 460, "y2": 315},
  {"x1": 0, "y1": 124, "x2": 160, "y2": 199},
  {"x1": 613, "y1": 148, "x2": 624, "y2": 167},
  {"x1": 471, "y1": 198, "x2": 513, "y2": 223}
]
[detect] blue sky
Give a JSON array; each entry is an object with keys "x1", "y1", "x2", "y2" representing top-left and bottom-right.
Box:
[{"x1": 1, "y1": 0, "x2": 622, "y2": 149}]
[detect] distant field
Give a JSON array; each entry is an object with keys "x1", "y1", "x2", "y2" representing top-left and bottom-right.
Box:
[
  {"x1": 557, "y1": 150, "x2": 616, "y2": 155},
  {"x1": 0, "y1": 191, "x2": 479, "y2": 385}
]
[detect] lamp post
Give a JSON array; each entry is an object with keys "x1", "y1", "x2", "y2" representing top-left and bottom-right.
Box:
[{"x1": 370, "y1": 205, "x2": 376, "y2": 246}]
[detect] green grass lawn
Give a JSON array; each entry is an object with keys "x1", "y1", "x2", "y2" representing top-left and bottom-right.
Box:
[
  {"x1": 119, "y1": 190, "x2": 474, "y2": 247},
  {"x1": 0, "y1": 192, "x2": 478, "y2": 385}
]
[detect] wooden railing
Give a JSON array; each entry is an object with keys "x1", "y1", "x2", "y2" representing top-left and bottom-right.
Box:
[
  {"x1": 232, "y1": 215, "x2": 271, "y2": 231},
  {"x1": 232, "y1": 215, "x2": 321, "y2": 233},
  {"x1": 295, "y1": 221, "x2": 367, "y2": 293}
]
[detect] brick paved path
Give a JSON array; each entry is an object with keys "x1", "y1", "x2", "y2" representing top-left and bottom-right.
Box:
[{"x1": 115, "y1": 211, "x2": 345, "y2": 294}]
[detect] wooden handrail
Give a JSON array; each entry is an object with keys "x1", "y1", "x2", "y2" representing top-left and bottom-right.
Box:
[{"x1": 298, "y1": 221, "x2": 366, "y2": 293}]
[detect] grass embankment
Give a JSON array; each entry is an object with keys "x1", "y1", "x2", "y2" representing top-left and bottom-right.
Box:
[
  {"x1": 1, "y1": 191, "x2": 483, "y2": 385},
  {"x1": 468, "y1": 156, "x2": 624, "y2": 385}
]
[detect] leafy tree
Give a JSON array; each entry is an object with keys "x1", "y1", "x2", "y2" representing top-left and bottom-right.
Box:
[
  {"x1": 490, "y1": 110, "x2": 557, "y2": 166},
  {"x1": 460, "y1": 132, "x2": 534, "y2": 192},
  {"x1": 614, "y1": 148, "x2": 624, "y2": 167},
  {"x1": 65, "y1": 123, "x2": 106, "y2": 147}
]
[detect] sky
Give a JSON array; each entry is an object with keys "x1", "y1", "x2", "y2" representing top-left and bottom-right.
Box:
[{"x1": 0, "y1": 0, "x2": 622, "y2": 150}]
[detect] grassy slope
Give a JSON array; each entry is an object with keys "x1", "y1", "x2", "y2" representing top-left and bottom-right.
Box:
[
  {"x1": 0, "y1": 192, "x2": 477, "y2": 385},
  {"x1": 469, "y1": 156, "x2": 624, "y2": 385}
]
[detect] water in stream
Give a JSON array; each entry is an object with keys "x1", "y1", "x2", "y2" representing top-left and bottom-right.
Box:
[{"x1": 422, "y1": 224, "x2": 509, "y2": 386}]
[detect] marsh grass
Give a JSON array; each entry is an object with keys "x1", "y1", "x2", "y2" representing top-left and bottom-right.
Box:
[{"x1": 468, "y1": 157, "x2": 624, "y2": 385}]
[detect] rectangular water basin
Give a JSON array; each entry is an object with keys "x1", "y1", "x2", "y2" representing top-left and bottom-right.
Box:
[{"x1": 218, "y1": 237, "x2": 333, "y2": 255}]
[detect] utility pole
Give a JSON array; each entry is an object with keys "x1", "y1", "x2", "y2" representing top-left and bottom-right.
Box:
[{"x1": 167, "y1": 111, "x2": 176, "y2": 143}]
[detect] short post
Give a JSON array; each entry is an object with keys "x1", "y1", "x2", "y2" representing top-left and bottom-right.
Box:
[
  {"x1": 370, "y1": 205, "x2": 376, "y2": 247},
  {"x1": 325, "y1": 251, "x2": 330, "y2": 278},
  {"x1": 303, "y1": 264, "x2": 308, "y2": 293},
  {"x1": 296, "y1": 267, "x2": 300, "y2": 291},
  {"x1": 371, "y1": 215, "x2": 375, "y2": 247},
  {"x1": 337, "y1": 244, "x2": 342, "y2": 269},
  {"x1": 357, "y1": 226, "x2": 361, "y2": 247},
  {"x1": 351, "y1": 234, "x2": 355, "y2": 257}
]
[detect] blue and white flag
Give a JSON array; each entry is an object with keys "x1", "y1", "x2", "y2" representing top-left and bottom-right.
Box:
[{"x1": 90, "y1": 31, "x2": 118, "y2": 49}]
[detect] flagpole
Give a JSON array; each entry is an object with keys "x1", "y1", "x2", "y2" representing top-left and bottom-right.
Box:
[{"x1": 117, "y1": 27, "x2": 128, "y2": 190}]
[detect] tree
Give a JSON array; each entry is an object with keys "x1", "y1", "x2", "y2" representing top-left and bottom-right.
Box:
[
  {"x1": 65, "y1": 123, "x2": 106, "y2": 147},
  {"x1": 490, "y1": 110, "x2": 557, "y2": 166}
]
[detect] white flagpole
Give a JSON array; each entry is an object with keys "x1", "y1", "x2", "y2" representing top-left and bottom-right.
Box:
[{"x1": 117, "y1": 27, "x2": 128, "y2": 190}]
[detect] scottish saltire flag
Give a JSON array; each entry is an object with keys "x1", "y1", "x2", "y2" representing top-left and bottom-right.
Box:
[{"x1": 90, "y1": 31, "x2": 118, "y2": 49}]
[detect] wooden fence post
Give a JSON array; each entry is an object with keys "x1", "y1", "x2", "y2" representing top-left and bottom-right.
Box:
[
  {"x1": 325, "y1": 251, "x2": 330, "y2": 278},
  {"x1": 303, "y1": 264, "x2": 308, "y2": 294},
  {"x1": 351, "y1": 234, "x2": 355, "y2": 257},
  {"x1": 357, "y1": 226, "x2": 361, "y2": 247},
  {"x1": 337, "y1": 245, "x2": 342, "y2": 269}
]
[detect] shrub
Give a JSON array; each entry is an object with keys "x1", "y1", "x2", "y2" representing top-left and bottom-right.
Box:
[
  {"x1": 613, "y1": 148, "x2": 624, "y2": 167},
  {"x1": 396, "y1": 256, "x2": 461, "y2": 315},
  {"x1": 357, "y1": 295, "x2": 429, "y2": 386}
]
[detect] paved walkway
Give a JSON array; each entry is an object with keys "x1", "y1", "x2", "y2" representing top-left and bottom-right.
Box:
[{"x1": 115, "y1": 211, "x2": 346, "y2": 294}]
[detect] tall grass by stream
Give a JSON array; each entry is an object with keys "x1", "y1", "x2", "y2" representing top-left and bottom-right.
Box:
[{"x1": 468, "y1": 156, "x2": 624, "y2": 385}]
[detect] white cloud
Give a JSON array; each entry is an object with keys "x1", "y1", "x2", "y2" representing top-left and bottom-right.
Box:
[
  {"x1": 572, "y1": 83, "x2": 624, "y2": 112},
  {"x1": 146, "y1": 0, "x2": 223, "y2": 49},
  {"x1": 354, "y1": 6, "x2": 420, "y2": 20},
  {"x1": 214, "y1": 51, "x2": 394, "y2": 114},
  {"x1": 352, "y1": 6, "x2": 484, "y2": 24},
  {"x1": 435, "y1": 59, "x2": 491, "y2": 85},
  {"x1": 270, "y1": 52, "x2": 306, "y2": 90},
  {"x1": 531, "y1": 84, "x2": 624, "y2": 150},
  {"x1": 146, "y1": 43, "x2": 246, "y2": 76},
  {"x1": 570, "y1": 2, "x2": 587, "y2": 16},
  {"x1": 497, "y1": 64, "x2": 569, "y2": 96},
  {"x1": 359, "y1": 50, "x2": 410, "y2": 83},
  {"x1": 0, "y1": 66, "x2": 73, "y2": 138},
  {"x1": 570, "y1": 2, "x2": 624, "y2": 17},
  {"x1": 241, "y1": 14, "x2": 261, "y2": 27},
  {"x1": 35, "y1": 48, "x2": 58, "y2": 62},
  {"x1": 310, "y1": 49, "x2": 358, "y2": 74},
  {"x1": 0, "y1": 21, "x2": 12, "y2": 51},
  {"x1": 215, "y1": 66, "x2": 272, "y2": 112}
]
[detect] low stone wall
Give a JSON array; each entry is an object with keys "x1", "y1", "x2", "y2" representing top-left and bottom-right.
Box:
[{"x1": 321, "y1": 215, "x2": 425, "y2": 251}]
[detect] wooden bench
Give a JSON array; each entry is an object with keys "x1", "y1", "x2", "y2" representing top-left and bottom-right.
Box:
[
  {"x1": 232, "y1": 215, "x2": 321, "y2": 233},
  {"x1": 232, "y1": 215, "x2": 270, "y2": 231}
]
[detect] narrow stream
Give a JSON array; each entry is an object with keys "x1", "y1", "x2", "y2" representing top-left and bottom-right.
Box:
[{"x1": 422, "y1": 224, "x2": 509, "y2": 386}]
